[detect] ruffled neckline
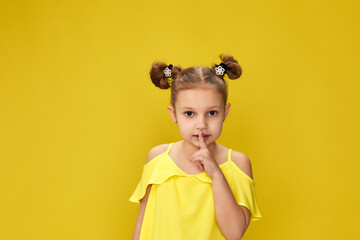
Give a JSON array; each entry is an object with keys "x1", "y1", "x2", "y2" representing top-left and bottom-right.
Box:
[
  {"x1": 143, "y1": 148, "x2": 232, "y2": 184},
  {"x1": 143, "y1": 142, "x2": 255, "y2": 184},
  {"x1": 164, "y1": 152, "x2": 231, "y2": 176}
]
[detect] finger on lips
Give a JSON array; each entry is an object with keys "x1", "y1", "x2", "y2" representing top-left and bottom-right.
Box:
[{"x1": 198, "y1": 131, "x2": 207, "y2": 149}]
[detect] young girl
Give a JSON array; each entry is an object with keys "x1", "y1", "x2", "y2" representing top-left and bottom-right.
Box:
[{"x1": 129, "y1": 54, "x2": 262, "y2": 240}]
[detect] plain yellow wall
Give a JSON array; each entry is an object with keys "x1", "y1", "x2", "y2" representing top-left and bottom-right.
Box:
[{"x1": 1, "y1": 0, "x2": 359, "y2": 239}]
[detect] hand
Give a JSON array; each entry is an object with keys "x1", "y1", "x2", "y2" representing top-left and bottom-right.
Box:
[{"x1": 188, "y1": 131, "x2": 222, "y2": 179}]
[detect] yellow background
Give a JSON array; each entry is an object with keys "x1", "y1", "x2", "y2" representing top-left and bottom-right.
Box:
[{"x1": 1, "y1": 0, "x2": 359, "y2": 239}]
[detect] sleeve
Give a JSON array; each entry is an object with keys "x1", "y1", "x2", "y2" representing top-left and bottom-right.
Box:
[
  {"x1": 129, "y1": 157, "x2": 180, "y2": 203},
  {"x1": 224, "y1": 161, "x2": 263, "y2": 222},
  {"x1": 129, "y1": 164, "x2": 151, "y2": 203}
]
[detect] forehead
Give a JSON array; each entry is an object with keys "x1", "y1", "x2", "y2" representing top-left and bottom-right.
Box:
[{"x1": 175, "y1": 87, "x2": 224, "y2": 109}]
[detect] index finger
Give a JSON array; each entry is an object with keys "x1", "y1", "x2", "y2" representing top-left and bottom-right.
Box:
[{"x1": 198, "y1": 131, "x2": 207, "y2": 149}]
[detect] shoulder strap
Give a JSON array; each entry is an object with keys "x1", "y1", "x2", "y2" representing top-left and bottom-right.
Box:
[
  {"x1": 165, "y1": 143, "x2": 174, "y2": 154},
  {"x1": 228, "y1": 149, "x2": 233, "y2": 162}
]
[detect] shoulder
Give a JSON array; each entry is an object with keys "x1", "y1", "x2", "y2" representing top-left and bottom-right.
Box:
[
  {"x1": 230, "y1": 150, "x2": 254, "y2": 180},
  {"x1": 145, "y1": 143, "x2": 171, "y2": 164}
]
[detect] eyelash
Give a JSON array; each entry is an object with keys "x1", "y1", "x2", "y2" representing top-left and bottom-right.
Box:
[{"x1": 184, "y1": 111, "x2": 218, "y2": 117}]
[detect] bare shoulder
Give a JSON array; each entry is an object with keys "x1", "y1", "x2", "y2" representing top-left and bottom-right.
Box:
[
  {"x1": 145, "y1": 143, "x2": 170, "y2": 164},
  {"x1": 230, "y1": 150, "x2": 254, "y2": 180}
]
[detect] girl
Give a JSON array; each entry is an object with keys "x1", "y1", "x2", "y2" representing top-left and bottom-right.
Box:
[{"x1": 129, "y1": 54, "x2": 262, "y2": 240}]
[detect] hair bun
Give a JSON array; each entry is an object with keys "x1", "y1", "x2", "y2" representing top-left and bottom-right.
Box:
[
  {"x1": 150, "y1": 62, "x2": 183, "y2": 89},
  {"x1": 214, "y1": 54, "x2": 242, "y2": 80},
  {"x1": 150, "y1": 62, "x2": 172, "y2": 89}
]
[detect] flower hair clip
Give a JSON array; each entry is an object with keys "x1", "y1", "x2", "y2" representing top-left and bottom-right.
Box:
[
  {"x1": 215, "y1": 63, "x2": 228, "y2": 76},
  {"x1": 164, "y1": 64, "x2": 173, "y2": 78}
]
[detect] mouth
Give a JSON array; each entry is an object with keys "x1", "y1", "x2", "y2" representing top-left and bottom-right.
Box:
[{"x1": 193, "y1": 134, "x2": 210, "y2": 140}]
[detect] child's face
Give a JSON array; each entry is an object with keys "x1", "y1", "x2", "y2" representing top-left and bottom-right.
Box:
[{"x1": 168, "y1": 87, "x2": 231, "y2": 149}]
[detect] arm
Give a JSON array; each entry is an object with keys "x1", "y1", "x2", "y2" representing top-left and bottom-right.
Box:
[
  {"x1": 212, "y1": 172, "x2": 250, "y2": 239},
  {"x1": 132, "y1": 184, "x2": 152, "y2": 240},
  {"x1": 189, "y1": 133, "x2": 253, "y2": 239},
  {"x1": 212, "y1": 153, "x2": 253, "y2": 240},
  {"x1": 132, "y1": 144, "x2": 169, "y2": 240}
]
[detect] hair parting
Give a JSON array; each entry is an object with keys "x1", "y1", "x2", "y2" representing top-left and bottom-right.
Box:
[{"x1": 149, "y1": 54, "x2": 242, "y2": 106}]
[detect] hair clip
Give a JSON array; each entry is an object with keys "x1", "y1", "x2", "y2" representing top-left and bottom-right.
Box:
[
  {"x1": 215, "y1": 63, "x2": 227, "y2": 76},
  {"x1": 164, "y1": 64, "x2": 173, "y2": 78}
]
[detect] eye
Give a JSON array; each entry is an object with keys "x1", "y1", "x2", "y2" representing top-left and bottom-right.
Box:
[
  {"x1": 184, "y1": 111, "x2": 194, "y2": 117},
  {"x1": 209, "y1": 111, "x2": 218, "y2": 116}
]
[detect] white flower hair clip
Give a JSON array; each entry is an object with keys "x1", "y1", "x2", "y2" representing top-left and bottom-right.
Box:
[
  {"x1": 163, "y1": 64, "x2": 173, "y2": 78},
  {"x1": 215, "y1": 63, "x2": 228, "y2": 76}
]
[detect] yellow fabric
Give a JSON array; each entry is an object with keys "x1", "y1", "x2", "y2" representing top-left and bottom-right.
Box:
[{"x1": 129, "y1": 143, "x2": 262, "y2": 239}]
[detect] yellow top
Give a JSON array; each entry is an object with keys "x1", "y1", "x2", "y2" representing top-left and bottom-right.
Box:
[{"x1": 129, "y1": 143, "x2": 262, "y2": 240}]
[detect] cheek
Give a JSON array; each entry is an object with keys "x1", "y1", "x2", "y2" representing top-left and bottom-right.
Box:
[
  {"x1": 212, "y1": 116, "x2": 224, "y2": 124},
  {"x1": 177, "y1": 120, "x2": 192, "y2": 132},
  {"x1": 211, "y1": 119, "x2": 224, "y2": 132}
]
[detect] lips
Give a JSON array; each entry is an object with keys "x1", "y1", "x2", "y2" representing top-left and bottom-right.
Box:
[{"x1": 193, "y1": 134, "x2": 210, "y2": 138}]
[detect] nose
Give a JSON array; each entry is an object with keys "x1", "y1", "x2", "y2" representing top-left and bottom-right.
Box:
[{"x1": 195, "y1": 115, "x2": 207, "y2": 130}]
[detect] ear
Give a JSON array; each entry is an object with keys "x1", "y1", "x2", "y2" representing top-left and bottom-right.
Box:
[
  {"x1": 167, "y1": 105, "x2": 177, "y2": 123},
  {"x1": 224, "y1": 103, "x2": 231, "y2": 121}
]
